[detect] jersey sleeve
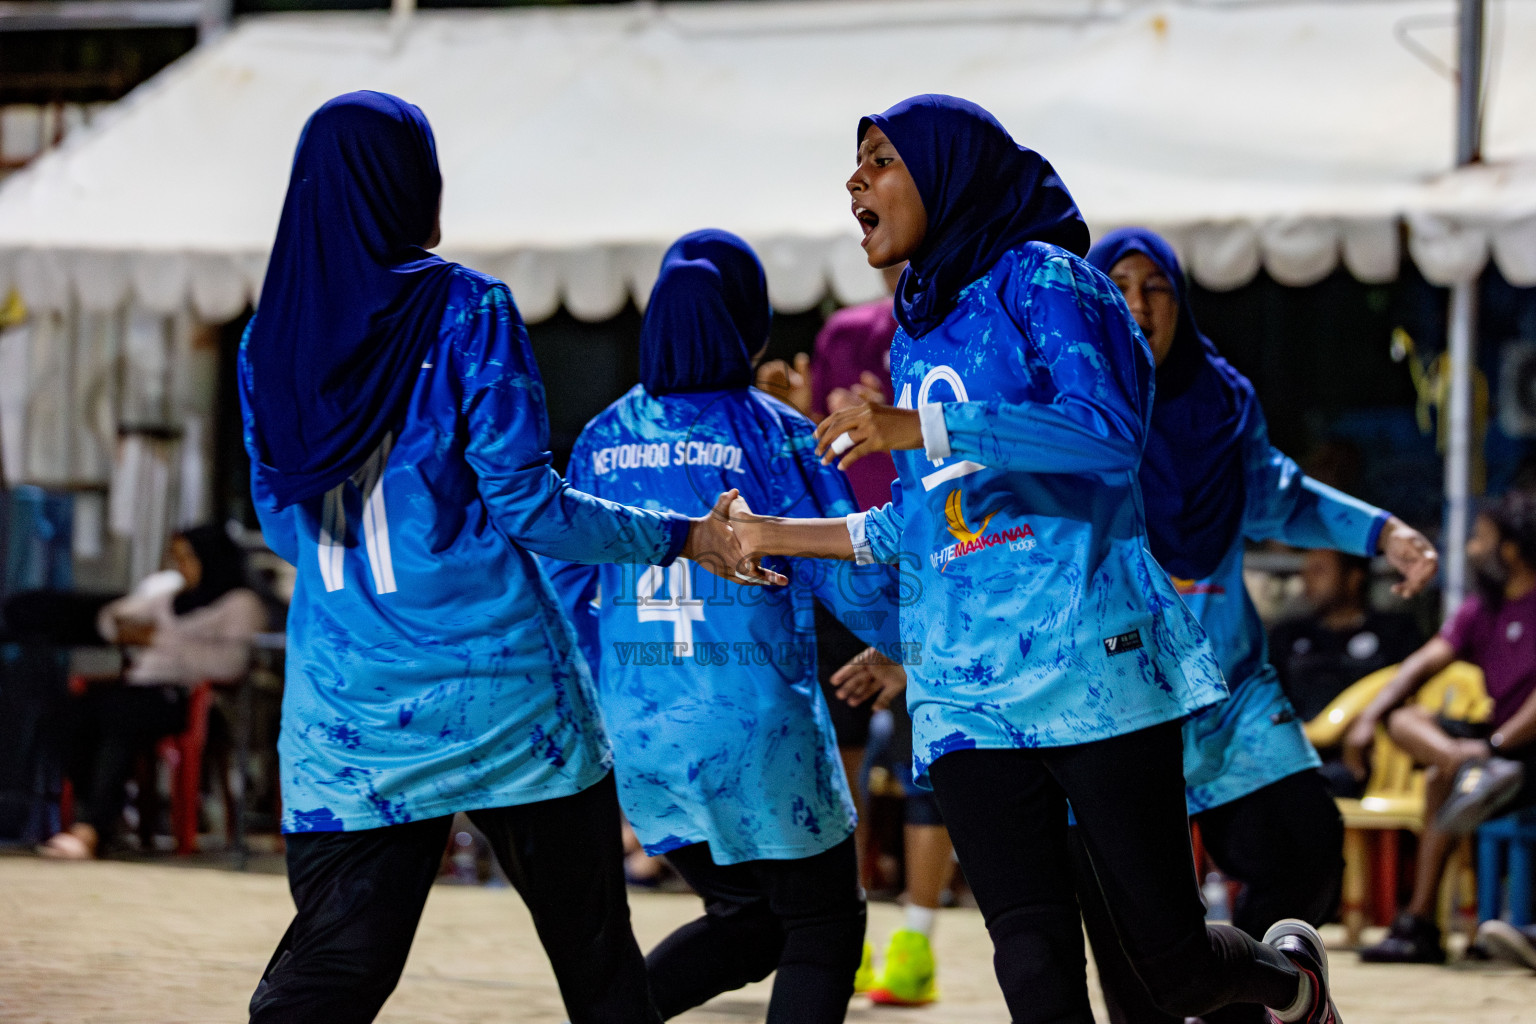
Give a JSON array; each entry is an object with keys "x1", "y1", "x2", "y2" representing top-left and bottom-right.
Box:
[
  {"x1": 455, "y1": 283, "x2": 690, "y2": 566},
  {"x1": 848, "y1": 480, "x2": 906, "y2": 567},
  {"x1": 922, "y1": 253, "x2": 1145, "y2": 478},
  {"x1": 1239, "y1": 408, "x2": 1389, "y2": 556},
  {"x1": 542, "y1": 426, "x2": 606, "y2": 677}
]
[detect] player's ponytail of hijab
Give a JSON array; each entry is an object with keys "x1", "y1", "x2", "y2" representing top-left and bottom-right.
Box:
[
  {"x1": 858, "y1": 94, "x2": 1089, "y2": 339},
  {"x1": 639, "y1": 229, "x2": 771, "y2": 396},
  {"x1": 1087, "y1": 228, "x2": 1254, "y2": 581},
  {"x1": 241, "y1": 91, "x2": 457, "y2": 511}
]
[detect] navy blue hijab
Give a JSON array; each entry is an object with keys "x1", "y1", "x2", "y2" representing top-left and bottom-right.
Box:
[
  {"x1": 640, "y1": 230, "x2": 771, "y2": 395},
  {"x1": 1087, "y1": 228, "x2": 1255, "y2": 581},
  {"x1": 859, "y1": 95, "x2": 1090, "y2": 338},
  {"x1": 244, "y1": 91, "x2": 457, "y2": 509}
]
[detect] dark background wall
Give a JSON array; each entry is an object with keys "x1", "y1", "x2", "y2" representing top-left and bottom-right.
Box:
[{"x1": 1192, "y1": 262, "x2": 1536, "y2": 530}]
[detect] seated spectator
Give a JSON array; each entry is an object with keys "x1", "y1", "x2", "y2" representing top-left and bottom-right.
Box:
[
  {"x1": 1346, "y1": 490, "x2": 1536, "y2": 962},
  {"x1": 1270, "y1": 548, "x2": 1424, "y2": 795},
  {"x1": 38, "y1": 525, "x2": 266, "y2": 860}
]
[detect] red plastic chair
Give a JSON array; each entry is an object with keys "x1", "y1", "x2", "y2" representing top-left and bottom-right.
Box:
[
  {"x1": 158, "y1": 681, "x2": 215, "y2": 855},
  {"x1": 61, "y1": 677, "x2": 215, "y2": 855}
]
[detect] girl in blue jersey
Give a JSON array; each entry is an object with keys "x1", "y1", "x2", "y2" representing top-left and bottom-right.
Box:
[
  {"x1": 238, "y1": 93, "x2": 772, "y2": 1024},
  {"x1": 1074, "y1": 231, "x2": 1437, "y2": 1024},
  {"x1": 731, "y1": 95, "x2": 1343, "y2": 1024},
  {"x1": 548, "y1": 230, "x2": 902, "y2": 1023}
]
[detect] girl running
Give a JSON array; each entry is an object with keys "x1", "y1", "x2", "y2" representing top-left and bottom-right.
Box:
[
  {"x1": 547, "y1": 229, "x2": 900, "y2": 1023},
  {"x1": 728, "y1": 94, "x2": 1343, "y2": 1024},
  {"x1": 1076, "y1": 228, "x2": 1437, "y2": 1024},
  {"x1": 239, "y1": 93, "x2": 768, "y2": 1024}
]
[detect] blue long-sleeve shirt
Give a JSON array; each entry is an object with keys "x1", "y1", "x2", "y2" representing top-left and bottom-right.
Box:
[
  {"x1": 547, "y1": 385, "x2": 902, "y2": 864},
  {"x1": 240, "y1": 267, "x2": 690, "y2": 833},
  {"x1": 851, "y1": 243, "x2": 1227, "y2": 785},
  {"x1": 1175, "y1": 409, "x2": 1389, "y2": 812}
]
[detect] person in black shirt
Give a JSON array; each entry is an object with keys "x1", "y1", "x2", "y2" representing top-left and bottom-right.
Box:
[{"x1": 1269, "y1": 549, "x2": 1424, "y2": 796}]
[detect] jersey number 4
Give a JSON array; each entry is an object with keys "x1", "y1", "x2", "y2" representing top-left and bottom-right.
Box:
[
  {"x1": 636, "y1": 558, "x2": 704, "y2": 655},
  {"x1": 318, "y1": 434, "x2": 398, "y2": 595}
]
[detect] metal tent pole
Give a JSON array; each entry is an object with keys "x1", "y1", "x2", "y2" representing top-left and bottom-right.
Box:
[
  {"x1": 1444, "y1": 286, "x2": 1477, "y2": 613},
  {"x1": 1456, "y1": 0, "x2": 1485, "y2": 167},
  {"x1": 1442, "y1": 0, "x2": 1485, "y2": 616},
  {"x1": 392, "y1": 0, "x2": 414, "y2": 42}
]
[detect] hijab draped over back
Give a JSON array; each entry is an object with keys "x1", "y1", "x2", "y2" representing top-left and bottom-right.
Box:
[
  {"x1": 859, "y1": 95, "x2": 1090, "y2": 338},
  {"x1": 243, "y1": 91, "x2": 457, "y2": 510},
  {"x1": 1086, "y1": 228, "x2": 1255, "y2": 581},
  {"x1": 640, "y1": 229, "x2": 771, "y2": 395}
]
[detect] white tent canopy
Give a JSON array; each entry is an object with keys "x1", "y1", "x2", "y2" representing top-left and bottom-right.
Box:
[{"x1": 1, "y1": 0, "x2": 1535, "y2": 325}]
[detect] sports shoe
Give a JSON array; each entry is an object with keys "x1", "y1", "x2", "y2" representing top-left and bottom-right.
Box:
[
  {"x1": 1435, "y1": 758, "x2": 1526, "y2": 834},
  {"x1": 1263, "y1": 919, "x2": 1340, "y2": 1024},
  {"x1": 1358, "y1": 911, "x2": 1445, "y2": 964},
  {"x1": 868, "y1": 929, "x2": 938, "y2": 1006},
  {"x1": 1476, "y1": 919, "x2": 1536, "y2": 971},
  {"x1": 854, "y1": 941, "x2": 875, "y2": 994}
]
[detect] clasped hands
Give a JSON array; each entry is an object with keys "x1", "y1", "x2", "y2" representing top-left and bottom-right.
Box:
[
  {"x1": 685, "y1": 396, "x2": 923, "y2": 582},
  {"x1": 681, "y1": 488, "x2": 786, "y2": 586}
]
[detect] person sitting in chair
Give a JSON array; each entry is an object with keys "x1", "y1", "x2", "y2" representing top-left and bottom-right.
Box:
[
  {"x1": 39, "y1": 525, "x2": 266, "y2": 859},
  {"x1": 1270, "y1": 549, "x2": 1424, "y2": 797},
  {"x1": 1348, "y1": 490, "x2": 1536, "y2": 962}
]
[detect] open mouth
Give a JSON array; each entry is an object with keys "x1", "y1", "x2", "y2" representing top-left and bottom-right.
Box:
[{"x1": 854, "y1": 205, "x2": 880, "y2": 243}]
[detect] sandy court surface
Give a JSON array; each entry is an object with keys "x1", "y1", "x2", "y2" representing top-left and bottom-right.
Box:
[{"x1": 0, "y1": 856, "x2": 1531, "y2": 1023}]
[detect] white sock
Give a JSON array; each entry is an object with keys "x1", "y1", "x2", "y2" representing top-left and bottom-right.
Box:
[
  {"x1": 904, "y1": 903, "x2": 937, "y2": 937},
  {"x1": 1273, "y1": 971, "x2": 1313, "y2": 1023}
]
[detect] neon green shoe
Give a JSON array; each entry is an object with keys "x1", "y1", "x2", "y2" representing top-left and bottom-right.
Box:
[
  {"x1": 854, "y1": 941, "x2": 875, "y2": 994},
  {"x1": 868, "y1": 929, "x2": 938, "y2": 1006}
]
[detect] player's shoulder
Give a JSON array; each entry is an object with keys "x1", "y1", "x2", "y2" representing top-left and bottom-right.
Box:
[
  {"x1": 574, "y1": 384, "x2": 648, "y2": 446},
  {"x1": 450, "y1": 263, "x2": 504, "y2": 299},
  {"x1": 445, "y1": 265, "x2": 525, "y2": 326},
  {"x1": 746, "y1": 388, "x2": 816, "y2": 441},
  {"x1": 439, "y1": 265, "x2": 511, "y2": 335},
  {"x1": 995, "y1": 242, "x2": 1106, "y2": 299}
]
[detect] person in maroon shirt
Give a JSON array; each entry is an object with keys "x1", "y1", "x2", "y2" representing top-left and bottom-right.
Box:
[{"x1": 1345, "y1": 489, "x2": 1536, "y2": 964}]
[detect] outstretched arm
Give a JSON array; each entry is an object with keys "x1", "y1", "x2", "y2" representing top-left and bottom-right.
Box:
[
  {"x1": 457, "y1": 286, "x2": 778, "y2": 584},
  {"x1": 735, "y1": 512, "x2": 857, "y2": 560},
  {"x1": 1238, "y1": 408, "x2": 1437, "y2": 597}
]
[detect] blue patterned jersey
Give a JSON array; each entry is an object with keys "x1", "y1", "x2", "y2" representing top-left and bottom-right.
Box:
[
  {"x1": 241, "y1": 267, "x2": 690, "y2": 833},
  {"x1": 1175, "y1": 409, "x2": 1388, "y2": 812},
  {"x1": 852, "y1": 243, "x2": 1227, "y2": 785},
  {"x1": 547, "y1": 385, "x2": 902, "y2": 864}
]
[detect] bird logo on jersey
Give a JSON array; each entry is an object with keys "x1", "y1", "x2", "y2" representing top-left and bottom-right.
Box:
[
  {"x1": 945, "y1": 489, "x2": 995, "y2": 544},
  {"x1": 932, "y1": 490, "x2": 1034, "y2": 570}
]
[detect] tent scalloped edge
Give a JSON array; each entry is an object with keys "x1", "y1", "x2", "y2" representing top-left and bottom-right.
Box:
[{"x1": 2, "y1": 215, "x2": 1534, "y2": 324}]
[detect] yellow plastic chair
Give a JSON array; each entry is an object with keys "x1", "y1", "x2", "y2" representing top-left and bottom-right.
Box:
[{"x1": 1305, "y1": 662, "x2": 1492, "y2": 945}]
